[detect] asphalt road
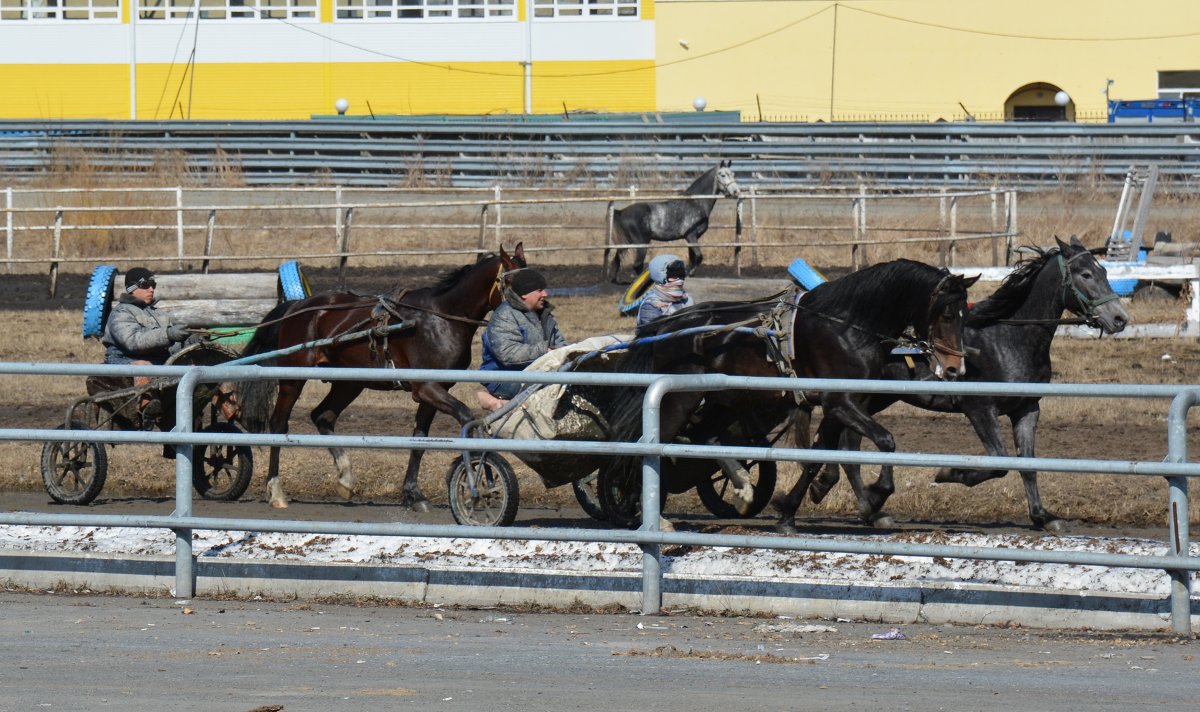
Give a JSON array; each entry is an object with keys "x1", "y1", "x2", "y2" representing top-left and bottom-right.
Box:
[{"x1": 0, "y1": 592, "x2": 1195, "y2": 712}]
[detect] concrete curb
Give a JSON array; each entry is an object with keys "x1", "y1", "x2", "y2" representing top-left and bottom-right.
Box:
[{"x1": 2, "y1": 550, "x2": 1194, "y2": 631}]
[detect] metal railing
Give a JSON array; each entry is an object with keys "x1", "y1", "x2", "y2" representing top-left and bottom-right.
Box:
[
  {"x1": 0, "y1": 362, "x2": 1196, "y2": 632},
  {"x1": 2, "y1": 119, "x2": 1200, "y2": 187}
]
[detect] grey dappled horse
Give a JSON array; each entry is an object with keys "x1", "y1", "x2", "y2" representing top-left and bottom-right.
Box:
[{"x1": 606, "y1": 160, "x2": 741, "y2": 283}]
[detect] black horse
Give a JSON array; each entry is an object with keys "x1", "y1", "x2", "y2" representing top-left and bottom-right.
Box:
[
  {"x1": 814, "y1": 236, "x2": 1130, "y2": 531},
  {"x1": 597, "y1": 259, "x2": 977, "y2": 532},
  {"x1": 605, "y1": 160, "x2": 741, "y2": 283}
]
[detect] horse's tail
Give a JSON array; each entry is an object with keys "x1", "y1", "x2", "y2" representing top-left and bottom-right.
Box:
[
  {"x1": 598, "y1": 341, "x2": 657, "y2": 444},
  {"x1": 235, "y1": 301, "x2": 291, "y2": 433}
]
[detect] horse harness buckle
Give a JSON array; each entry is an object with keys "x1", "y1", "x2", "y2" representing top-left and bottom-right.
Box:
[
  {"x1": 370, "y1": 292, "x2": 413, "y2": 391},
  {"x1": 758, "y1": 287, "x2": 808, "y2": 406}
]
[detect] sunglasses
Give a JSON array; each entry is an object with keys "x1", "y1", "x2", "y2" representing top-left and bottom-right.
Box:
[{"x1": 126, "y1": 278, "x2": 156, "y2": 293}]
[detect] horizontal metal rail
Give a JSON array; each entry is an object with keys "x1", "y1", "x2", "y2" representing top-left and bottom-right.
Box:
[
  {"x1": 3, "y1": 119, "x2": 1200, "y2": 187},
  {"x1": 0, "y1": 361, "x2": 1195, "y2": 631}
]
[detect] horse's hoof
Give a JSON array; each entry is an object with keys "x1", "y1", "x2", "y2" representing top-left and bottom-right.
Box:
[
  {"x1": 335, "y1": 482, "x2": 356, "y2": 500},
  {"x1": 658, "y1": 517, "x2": 676, "y2": 533},
  {"x1": 1040, "y1": 518, "x2": 1067, "y2": 534},
  {"x1": 270, "y1": 499, "x2": 288, "y2": 510},
  {"x1": 933, "y1": 467, "x2": 956, "y2": 484},
  {"x1": 409, "y1": 499, "x2": 431, "y2": 513},
  {"x1": 773, "y1": 520, "x2": 798, "y2": 535},
  {"x1": 869, "y1": 514, "x2": 896, "y2": 528}
]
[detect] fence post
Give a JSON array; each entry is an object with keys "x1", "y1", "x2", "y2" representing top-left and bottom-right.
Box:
[
  {"x1": 5, "y1": 187, "x2": 12, "y2": 275},
  {"x1": 949, "y1": 194, "x2": 959, "y2": 268},
  {"x1": 337, "y1": 207, "x2": 354, "y2": 288},
  {"x1": 857, "y1": 183, "x2": 869, "y2": 267},
  {"x1": 990, "y1": 182, "x2": 1000, "y2": 266},
  {"x1": 1005, "y1": 190, "x2": 1018, "y2": 266},
  {"x1": 48, "y1": 209, "x2": 62, "y2": 298},
  {"x1": 603, "y1": 200, "x2": 615, "y2": 277},
  {"x1": 938, "y1": 191, "x2": 948, "y2": 268},
  {"x1": 478, "y1": 202, "x2": 490, "y2": 252},
  {"x1": 749, "y1": 187, "x2": 759, "y2": 266},
  {"x1": 202, "y1": 209, "x2": 216, "y2": 275},
  {"x1": 734, "y1": 197, "x2": 744, "y2": 276},
  {"x1": 1166, "y1": 390, "x2": 1196, "y2": 635},
  {"x1": 850, "y1": 197, "x2": 862, "y2": 271},
  {"x1": 334, "y1": 186, "x2": 343, "y2": 271},
  {"x1": 493, "y1": 185, "x2": 502, "y2": 252},
  {"x1": 175, "y1": 187, "x2": 184, "y2": 270}
]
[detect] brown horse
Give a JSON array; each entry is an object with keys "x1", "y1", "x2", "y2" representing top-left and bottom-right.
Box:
[{"x1": 238, "y1": 244, "x2": 526, "y2": 509}]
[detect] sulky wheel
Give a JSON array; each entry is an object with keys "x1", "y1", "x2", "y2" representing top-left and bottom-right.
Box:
[
  {"x1": 597, "y1": 458, "x2": 642, "y2": 529},
  {"x1": 193, "y1": 423, "x2": 253, "y2": 501},
  {"x1": 41, "y1": 421, "x2": 108, "y2": 505},
  {"x1": 696, "y1": 458, "x2": 778, "y2": 519},
  {"x1": 571, "y1": 471, "x2": 606, "y2": 521},
  {"x1": 446, "y1": 452, "x2": 520, "y2": 527}
]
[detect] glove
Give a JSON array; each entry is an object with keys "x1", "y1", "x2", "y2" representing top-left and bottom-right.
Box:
[
  {"x1": 166, "y1": 324, "x2": 190, "y2": 343},
  {"x1": 184, "y1": 333, "x2": 210, "y2": 347}
]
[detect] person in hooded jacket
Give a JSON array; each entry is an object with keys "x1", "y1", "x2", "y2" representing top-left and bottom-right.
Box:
[
  {"x1": 101, "y1": 267, "x2": 192, "y2": 421},
  {"x1": 635, "y1": 253, "x2": 693, "y2": 333},
  {"x1": 476, "y1": 268, "x2": 568, "y2": 411}
]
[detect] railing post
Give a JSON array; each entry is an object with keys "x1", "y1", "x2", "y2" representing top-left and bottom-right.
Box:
[
  {"x1": 850, "y1": 196, "x2": 862, "y2": 271},
  {"x1": 749, "y1": 187, "x2": 759, "y2": 267},
  {"x1": 175, "y1": 186, "x2": 184, "y2": 270},
  {"x1": 603, "y1": 200, "x2": 615, "y2": 276},
  {"x1": 734, "y1": 197, "x2": 743, "y2": 276},
  {"x1": 173, "y1": 367, "x2": 201, "y2": 600},
  {"x1": 5, "y1": 187, "x2": 12, "y2": 275},
  {"x1": 1166, "y1": 390, "x2": 1196, "y2": 635},
  {"x1": 478, "y1": 202, "x2": 490, "y2": 252},
  {"x1": 938, "y1": 191, "x2": 948, "y2": 268},
  {"x1": 639, "y1": 377, "x2": 672, "y2": 616},
  {"x1": 857, "y1": 183, "x2": 869, "y2": 267},
  {"x1": 990, "y1": 182, "x2": 1000, "y2": 266},
  {"x1": 949, "y1": 194, "x2": 959, "y2": 268},
  {"x1": 493, "y1": 185, "x2": 502, "y2": 252},
  {"x1": 201, "y1": 209, "x2": 216, "y2": 275},
  {"x1": 337, "y1": 207, "x2": 353, "y2": 288},
  {"x1": 1005, "y1": 190, "x2": 1019, "y2": 266},
  {"x1": 334, "y1": 185, "x2": 343, "y2": 271},
  {"x1": 48, "y1": 209, "x2": 62, "y2": 298}
]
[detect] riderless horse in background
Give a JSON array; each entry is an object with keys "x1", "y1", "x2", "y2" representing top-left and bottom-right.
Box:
[
  {"x1": 596, "y1": 259, "x2": 977, "y2": 532},
  {"x1": 814, "y1": 236, "x2": 1130, "y2": 531},
  {"x1": 238, "y1": 244, "x2": 527, "y2": 510},
  {"x1": 605, "y1": 160, "x2": 741, "y2": 283}
]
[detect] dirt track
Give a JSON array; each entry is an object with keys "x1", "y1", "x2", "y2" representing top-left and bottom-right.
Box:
[{"x1": 2, "y1": 263, "x2": 1199, "y2": 532}]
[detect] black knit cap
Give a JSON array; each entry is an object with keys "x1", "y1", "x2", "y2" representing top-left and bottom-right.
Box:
[
  {"x1": 509, "y1": 268, "x2": 547, "y2": 296},
  {"x1": 124, "y1": 267, "x2": 155, "y2": 291}
]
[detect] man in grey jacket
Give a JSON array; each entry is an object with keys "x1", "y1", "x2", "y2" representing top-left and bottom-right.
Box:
[
  {"x1": 477, "y1": 268, "x2": 568, "y2": 411},
  {"x1": 101, "y1": 267, "x2": 190, "y2": 420}
]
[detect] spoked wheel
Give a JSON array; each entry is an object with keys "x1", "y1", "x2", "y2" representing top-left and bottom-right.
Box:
[
  {"x1": 446, "y1": 452, "x2": 520, "y2": 527},
  {"x1": 598, "y1": 458, "x2": 642, "y2": 529},
  {"x1": 696, "y1": 458, "x2": 778, "y2": 519},
  {"x1": 41, "y1": 421, "x2": 108, "y2": 505},
  {"x1": 193, "y1": 423, "x2": 253, "y2": 501},
  {"x1": 572, "y1": 471, "x2": 606, "y2": 521}
]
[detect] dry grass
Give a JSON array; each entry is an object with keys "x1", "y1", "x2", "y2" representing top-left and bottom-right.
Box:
[{"x1": 4, "y1": 158, "x2": 1200, "y2": 530}]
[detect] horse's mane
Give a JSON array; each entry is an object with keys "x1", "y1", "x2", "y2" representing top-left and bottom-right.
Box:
[
  {"x1": 683, "y1": 165, "x2": 718, "y2": 195},
  {"x1": 965, "y1": 246, "x2": 1057, "y2": 327},
  {"x1": 799, "y1": 259, "x2": 942, "y2": 332},
  {"x1": 427, "y1": 251, "x2": 498, "y2": 296}
]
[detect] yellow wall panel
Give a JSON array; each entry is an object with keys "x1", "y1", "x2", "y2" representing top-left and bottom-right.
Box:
[{"x1": 0, "y1": 65, "x2": 129, "y2": 120}]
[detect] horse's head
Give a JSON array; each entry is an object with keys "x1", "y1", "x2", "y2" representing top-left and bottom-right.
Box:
[
  {"x1": 919, "y1": 270, "x2": 979, "y2": 379},
  {"x1": 1056, "y1": 235, "x2": 1130, "y2": 335},
  {"x1": 715, "y1": 160, "x2": 741, "y2": 198},
  {"x1": 492, "y1": 241, "x2": 528, "y2": 309}
]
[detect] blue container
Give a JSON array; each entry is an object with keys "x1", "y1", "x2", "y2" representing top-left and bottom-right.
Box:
[{"x1": 787, "y1": 257, "x2": 828, "y2": 291}]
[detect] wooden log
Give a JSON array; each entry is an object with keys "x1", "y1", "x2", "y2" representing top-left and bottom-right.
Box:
[
  {"x1": 116, "y1": 272, "x2": 280, "y2": 301},
  {"x1": 685, "y1": 277, "x2": 793, "y2": 304},
  {"x1": 150, "y1": 298, "x2": 280, "y2": 328}
]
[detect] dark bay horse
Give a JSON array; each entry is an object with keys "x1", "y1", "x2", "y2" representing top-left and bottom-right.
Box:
[
  {"x1": 816, "y1": 236, "x2": 1130, "y2": 531},
  {"x1": 605, "y1": 160, "x2": 741, "y2": 283},
  {"x1": 238, "y1": 244, "x2": 526, "y2": 509},
  {"x1": 598, "y1": 259, "x2": 977, "y2": 532}
]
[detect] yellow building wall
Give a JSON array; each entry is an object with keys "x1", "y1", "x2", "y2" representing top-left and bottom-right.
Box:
[
  {"x1": 655, "y1": 0, "x2": 1200, "y2": 121},
  {"x1": 0, "y1": 61, "x2": 655, "y2": 120}
]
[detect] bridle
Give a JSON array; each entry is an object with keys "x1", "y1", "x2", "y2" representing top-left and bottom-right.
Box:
[
  {"x1": 916, "y1": 272, "x2": 968, "y2": 375},
  {"x1": 1058, "y1": 250, "x2": 1120, "y2": 329}
]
